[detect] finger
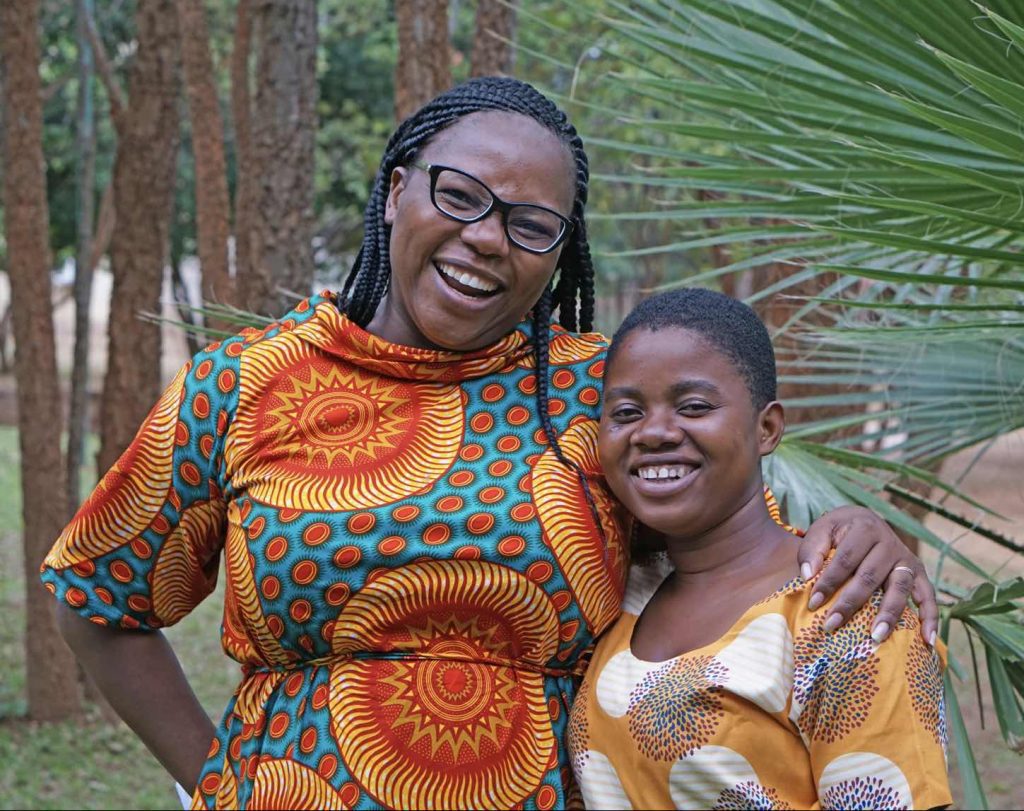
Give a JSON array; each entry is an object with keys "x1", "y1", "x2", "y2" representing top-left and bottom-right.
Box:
[
  {"x1": 798, "y1": 514, "x2": 838, "y2": 581},
  {"x1": 912, "y1": 568, "x2": 940, "y2": 647},
  {"x1": 807, "y1": 518, "x2": 874, "y2": 611},
  {"x1": 816, "y1": 543, "x2": 893, "y2": 632},
  {"x1": 869, "y1": 564, "x2": 916, "y2": 643}
]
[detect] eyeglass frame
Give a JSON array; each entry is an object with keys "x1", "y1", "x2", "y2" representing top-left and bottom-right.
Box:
[{"x1": 409, "y1": 161, "x2": 575, "y2": 255}]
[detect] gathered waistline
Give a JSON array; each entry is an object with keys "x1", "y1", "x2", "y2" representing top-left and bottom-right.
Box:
[{"x1": 241, "y1": 650, "x2": 586, "y2": 679}]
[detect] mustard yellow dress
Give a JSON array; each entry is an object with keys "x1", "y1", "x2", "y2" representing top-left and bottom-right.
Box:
[{"x1": 568, "y1": 554, "x2": 951, "y2": 810}]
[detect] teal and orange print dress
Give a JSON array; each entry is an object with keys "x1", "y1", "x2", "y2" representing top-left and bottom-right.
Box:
[{"x1": 41, "y1": 292, "x2": 629, "y2": 810}]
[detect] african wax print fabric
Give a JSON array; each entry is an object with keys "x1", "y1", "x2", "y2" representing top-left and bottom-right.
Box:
[
  {"x1": 41, "y1": 292, "x2": 629, "y2": 810},
  {"x1": 569, "y1": 554, "x2": 951, "y2": 810}
]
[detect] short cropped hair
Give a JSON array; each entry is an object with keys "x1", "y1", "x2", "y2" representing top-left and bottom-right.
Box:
[{"x1": 607, "y1": 288, "x2": 777, "y2": 409}]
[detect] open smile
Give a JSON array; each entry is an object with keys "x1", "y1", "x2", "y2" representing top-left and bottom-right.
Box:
[
  {"x1": 629, "y1": 462, "x2": 700, "y2": 496},
  {"x1": 434, "y1": 261, "x2": 502, "y2": 299}
]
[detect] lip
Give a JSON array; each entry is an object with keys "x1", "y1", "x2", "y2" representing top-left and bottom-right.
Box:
[{"x1": 433, "y1": 258, "x2": 505, "y2": 300}]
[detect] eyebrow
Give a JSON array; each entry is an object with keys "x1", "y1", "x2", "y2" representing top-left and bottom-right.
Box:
[{"x1": 605, "y1": 379, "x2": 722, "y2": 399}]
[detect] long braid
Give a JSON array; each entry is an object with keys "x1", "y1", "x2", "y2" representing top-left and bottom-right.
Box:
[
  {"x1": 533, "y1": 286, "x2": 608, "y2": 555},
  {"x1": 342, "y1": 77, "x2": 605, "y2": 546}
]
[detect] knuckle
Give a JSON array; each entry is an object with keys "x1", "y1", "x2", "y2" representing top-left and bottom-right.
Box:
[
  {"x1": 875, "y1": 608, "x2": 898, "y2": 624},
  {"x1": 857, "y1": 568, "x2": 881, "y2": 589},
  {"x1": 835, "y1": 549, "x2": 858, "y2": 571},
  {"x1": 835, "y1": 597, "x2": 858, "y2": 617}
]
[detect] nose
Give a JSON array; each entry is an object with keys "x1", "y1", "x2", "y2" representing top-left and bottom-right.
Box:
[
  {"x1": 459, "y1": 209, "x2": 511, "y2": 257},
  {"x1": 631, "y1": 409, "x2": 684, "y2": 449}
]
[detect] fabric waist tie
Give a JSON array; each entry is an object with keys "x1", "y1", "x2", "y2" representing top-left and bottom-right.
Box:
[{"x1": 242, "y1": 650, "x2": 586, "y2": 679}]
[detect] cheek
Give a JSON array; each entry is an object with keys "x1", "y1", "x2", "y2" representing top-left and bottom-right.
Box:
[
  {"x1": 516, "y1": 257, "x2": 560, "y2": 298},
  {"x1": 598, "y1": 428, "x2": 631, "y2": 486}
]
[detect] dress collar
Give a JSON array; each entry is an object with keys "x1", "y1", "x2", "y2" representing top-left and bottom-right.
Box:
[{"x1": 291, "y1": 291, "x2": 534, "y2": 382}]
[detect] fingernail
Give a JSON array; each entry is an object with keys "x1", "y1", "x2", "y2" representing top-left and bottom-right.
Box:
[
  {"x1": 800, "y1": 562, "x2": 812, "y2": 580},
  {"x1": 808, "y1": 592, "x2": 824, "y2": 611},
  {"x1": 929, "y1": 630, "x2": 937, "y2": 647},
  {"x1": 871, "y1": 622, "x2": 889, "y2": 644},
  {"x1": 824, "y1": 612, "x2": 843, "y2": 633}
]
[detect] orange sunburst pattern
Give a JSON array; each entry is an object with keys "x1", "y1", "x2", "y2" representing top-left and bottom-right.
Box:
[
  {"x1": 531, "y1": 420, "x2": 628, "y2": 634},
  {"x1": 516, "y1": 328, "x2": 607, "y2": 370},
  {"x1": 224, "y1": 514, "x2": 291, "y2": 667},
  {"x1": 329, "y1": 560, "x2": 560, "y2": 661},
  {"x1": 45, "y1": 364, "x2": 189, "y2": 569},
  {"x1": 227, "y1": 333, "x2": 464, "y2": 511},
  {"x1": 328, "y1": 560, "x2": 559, "y2": 809},
  {"x1": 232, "y1": 669, "x2": 282, "y2": 726},
  {"x1": 191, "y1": 759, "x2": 239, "y2": 810},
  {"x1": 151, "y1": 500, "x2": 226, "y2": 624},
  {"x1": 250, "y1": 759, "x2": 351, "y2": 810}
]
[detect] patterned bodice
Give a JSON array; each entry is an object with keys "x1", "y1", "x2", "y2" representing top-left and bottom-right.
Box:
[{"x1": 42, "y1": 293, "x2": 629, "y2": 809}]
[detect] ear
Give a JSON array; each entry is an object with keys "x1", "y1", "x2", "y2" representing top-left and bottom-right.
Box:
[
  {"x1": 757, "y1": 401, "x2": 785, "y2": 456},
  {"x1": 384, "y1": 166, "x2": 410, "y2": 226}
]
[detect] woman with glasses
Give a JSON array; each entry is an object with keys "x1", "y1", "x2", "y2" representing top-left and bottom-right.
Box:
[{"x1": 41, "y1": 77, "x2": 937, "y2": 810}]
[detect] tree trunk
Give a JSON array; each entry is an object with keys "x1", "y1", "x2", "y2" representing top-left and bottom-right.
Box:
[
  {"x1": 230, "y1": 0, "x2": 255, "y2": 289},
  {"x1": 470, "y1": 0, "x2": 518, "y2": 78},
  {"x1": 242, "y1": 0, "x2": 318, "y2": 316},
  {"x1": 1, "y1": 0, "x2": 83, "y2": 721},
  {"x1": 97, "y1": 0, "x2": 181, "y2": 475},
  {"x1": 67, "y1": 0, "x2": 97, "y2": 517},
  {"x1": 176, "y1": 0, "x2": 233, "y2": 323},
  {"x1": 394, "y1": 0, "x2": 451, "y2": 121}
]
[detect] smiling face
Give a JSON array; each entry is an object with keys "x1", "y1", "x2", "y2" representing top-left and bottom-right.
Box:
[
  {"x1": 598, "y1": 327, "x2": 784, "y2": 540},
  {"x1": 369, "y1": 111, "x2": 576, "y2": 351}
]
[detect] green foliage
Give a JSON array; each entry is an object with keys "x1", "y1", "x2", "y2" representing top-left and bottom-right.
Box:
[{"x1": 315, "y1": 0, "x2": 399, "y2": 278}]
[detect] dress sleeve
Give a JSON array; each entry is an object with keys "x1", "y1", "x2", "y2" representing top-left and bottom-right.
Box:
[
  {"x1": 40, "y1": 347, "x2": 235, "y2": 630},
  {"x1": 797, "y1": 605, "x2": 952, "y2": 810}
]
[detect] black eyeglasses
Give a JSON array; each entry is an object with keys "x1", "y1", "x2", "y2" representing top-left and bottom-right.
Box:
[{"x1": 411, "y1": 162, "x2": 574, "y2": 254}]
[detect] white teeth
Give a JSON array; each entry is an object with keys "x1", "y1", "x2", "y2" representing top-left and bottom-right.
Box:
[
  {"x1": 437, "y1": 262, "x2": 499, "y2": 293},
  {"x1": 636, "y1": 465, "x2": 694, "y2": 481}
]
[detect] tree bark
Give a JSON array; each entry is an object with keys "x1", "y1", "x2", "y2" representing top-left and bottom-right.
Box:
[
  {"x1": 97, "y1": 0, "x2": 181, "y2": 475},
  {"x1": 230, "y1": 0, "x2": 255, "y2": 290},
  {"x1": 1, "y1": 0, "x2": 83, "y2": 721},
  {"x1": 67, "y1": 0, "x2": 97, "y2": 517},
  {"x1": 176, "y1": 0, "x2": 233, "y2": 320},
  {"x1": 470, "y1": 0, "x2": 518, "y2": 78},
  {"x1": 394, "y1": 0, "x2": 451, "y2": 122},
  {"x1": 242, "y1": 0, "x2": 318, "y2": 316}
]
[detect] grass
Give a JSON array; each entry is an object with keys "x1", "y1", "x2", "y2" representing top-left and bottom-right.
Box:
[{"x1": 0, "y1": 425, "x2": 1019, "y2": 809}]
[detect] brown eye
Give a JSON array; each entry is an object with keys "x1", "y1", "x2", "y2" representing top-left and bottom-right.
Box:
[
  {"x1": 679, "y1": 401, "x2": 713, "y2": 415},
  {"x1": 610, "y1": 405, "x2": 643, "y2": 422}
]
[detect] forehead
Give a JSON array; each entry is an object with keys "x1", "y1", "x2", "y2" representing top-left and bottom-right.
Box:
[
  {"x1": 606, "y1": 327, "x2": 746, "y2": 389},
  {"x1": 420, "y1": 111, "x2": 576, "y2": 211}
]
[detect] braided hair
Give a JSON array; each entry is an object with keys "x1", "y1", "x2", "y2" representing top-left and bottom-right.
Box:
[{"x1": 340, "y1": 77, "x2": 605, "y2": 548}]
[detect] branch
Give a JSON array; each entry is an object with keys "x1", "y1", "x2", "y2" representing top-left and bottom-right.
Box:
[
  {"x1": 88, "y1": 181, "x2": 115, "y2": 272},
  {"x1": 83, "y1": 12, "x2": 126, "y2": 120}
]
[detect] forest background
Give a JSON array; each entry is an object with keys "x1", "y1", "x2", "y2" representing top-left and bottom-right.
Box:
[{"x1": 0, "y1": 0, "x2": 1022, "y2": 808}]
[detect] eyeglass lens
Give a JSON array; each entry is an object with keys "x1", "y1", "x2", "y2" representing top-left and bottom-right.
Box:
[{"x1": 432, "y1": 168, "x2": 565, "y2": 251}]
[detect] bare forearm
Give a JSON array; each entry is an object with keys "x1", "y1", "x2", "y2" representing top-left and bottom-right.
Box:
[{"x1": 57, "y1": 605, "x2": 216, "y2": 792}]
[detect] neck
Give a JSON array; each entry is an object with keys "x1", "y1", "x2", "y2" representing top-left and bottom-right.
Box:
[{"x1": 662, "y1": 485, "x2": 797, "y2": 587}]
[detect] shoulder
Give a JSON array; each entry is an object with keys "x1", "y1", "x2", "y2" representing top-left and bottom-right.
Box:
[
  {"x1": 545, "y1": 323, "x2": 608, "y2": 369},
  {"x1": 190, "y1": 292, "x2": 331, "y2": 369}
]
